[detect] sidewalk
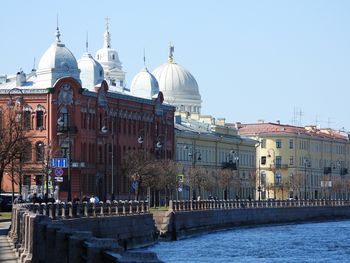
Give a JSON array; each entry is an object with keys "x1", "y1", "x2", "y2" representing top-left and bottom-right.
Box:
[{"x1": 0, "y1": 222, "x2": 18, "y2": 263}]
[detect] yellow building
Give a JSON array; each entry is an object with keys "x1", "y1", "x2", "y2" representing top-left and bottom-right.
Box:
[
  {"x1": 234, "y1": 121, "x2": 350, "y2": 200},
  {"x1": 175, "y1": 113, "x2": 256, "y2": 200}
]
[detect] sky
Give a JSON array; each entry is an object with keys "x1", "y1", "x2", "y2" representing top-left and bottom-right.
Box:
[{"x1": 1, "y1": 0, "x2": 350, "y2": 130}]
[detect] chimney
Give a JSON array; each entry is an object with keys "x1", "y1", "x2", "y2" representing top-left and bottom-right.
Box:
[
  {"x1": 276, "y1": 120, "x2": 280, "y2": 125},
  {"x1": 258, "y1": 119, "x2": 264, "y2": 124},
  {"x1": 16, "y1": 71, "x2": 26, "y2": 86}
]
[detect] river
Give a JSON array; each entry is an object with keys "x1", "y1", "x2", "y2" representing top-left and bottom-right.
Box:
[{"x1": 145, "y1": 220, "x2": 350, "y2": 262}]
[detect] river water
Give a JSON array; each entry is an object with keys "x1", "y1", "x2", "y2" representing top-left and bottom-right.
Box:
[{"x1": 146, "y1": 220, "x2": 350, "y2": 262}]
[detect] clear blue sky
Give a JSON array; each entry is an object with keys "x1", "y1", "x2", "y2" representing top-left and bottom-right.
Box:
[{"x1": 1, "y1": 0, "x2": 350, "y2": 130}]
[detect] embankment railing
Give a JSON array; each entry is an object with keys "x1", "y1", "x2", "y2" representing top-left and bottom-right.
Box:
[
  {"x1": 169, "y1": 199, "x2": 350, "y2": 212},
  {"x1": 22, "y1": 200, "x2": 149, "y2": 219}
]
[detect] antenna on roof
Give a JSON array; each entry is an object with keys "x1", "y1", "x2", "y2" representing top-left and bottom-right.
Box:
[
  {"x1": 143, "y1": 48, "x2": 146, "y2": 67},
  {"x1": 32, "y1": 57, "x2": 36, "y2": 71}
]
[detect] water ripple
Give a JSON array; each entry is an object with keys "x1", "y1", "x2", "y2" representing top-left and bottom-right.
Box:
[{"x1": 146, "y1": 220, "x2": 350, "y2": 263}]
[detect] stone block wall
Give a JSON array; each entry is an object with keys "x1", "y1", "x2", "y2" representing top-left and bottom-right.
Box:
[{"x1": 165, "y1": 206, "x2": 350, "y2": 240}]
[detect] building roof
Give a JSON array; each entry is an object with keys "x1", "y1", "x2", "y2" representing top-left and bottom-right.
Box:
[
  {"x1": 176, "y1": 115, "x2": 256, "y2": 145},
  {"x1": 231, "y1": 122, "x2": 349, "y2": 142}
]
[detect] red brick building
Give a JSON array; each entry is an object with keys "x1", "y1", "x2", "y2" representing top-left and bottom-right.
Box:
[{"x1": 0, "y1": 28, "x2": 174, "y2": 201}]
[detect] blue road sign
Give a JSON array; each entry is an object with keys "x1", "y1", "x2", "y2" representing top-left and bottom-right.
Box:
[
  {"x1": 132, "y1": 181, "x2": 139, "y2": 190},
  {"x1": 50, "y1": 158, "x2": 68, "y2": 168}
]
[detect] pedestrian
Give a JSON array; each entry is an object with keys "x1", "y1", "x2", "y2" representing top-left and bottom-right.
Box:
[
  {"x1": 73, "y1": 195, "x2": 80, "y2": 203},
  {"x1": 89, "y1": 195, "x2": 96, "y2": 204},
  {"x1": 32, "y1": 193, "x2": 38, "y2": 204}
]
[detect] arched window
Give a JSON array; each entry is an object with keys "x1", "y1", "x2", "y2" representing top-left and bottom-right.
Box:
[
  {"x1": 36, "y1": 105, "x2": 45, "y2": 129},
  {"x1": 112, "y1": 54, "x2": 115, "y2": 60},
  {"x1": 36, "y1": 142, "x2": 45, "y2": 161}
]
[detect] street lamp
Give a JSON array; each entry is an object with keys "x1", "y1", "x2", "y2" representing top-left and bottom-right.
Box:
[
  {"x1": 267, "y1": 148, "x2": 276, "y2": 199},
  {"x1": 57, "y1": 113, "x2": 72, "y2": 201},
  {"x1": 303, "y1": 158, "x2": 310, "y2": 200},
  {"x1": 38, "y1": 142, "x2": 52, "y2": 199},
  {"x1": 101, "y1": 116, "x2": 116, "y2": 198},
  {"x1": 255, "y1": 140, "x2": 262, "y2": 201}
]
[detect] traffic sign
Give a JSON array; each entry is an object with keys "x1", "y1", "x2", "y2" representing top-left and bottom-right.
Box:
[
  {"x1": 50, "y1": 158, "x2": 68, "y2": 168},
  {"x1": 55, "y1": 168, "x2": 64, "y2": 177},
  {"x1": 132, "y1": 181, "x2": 139, "y2": 190},
  {"x1": 55, "y1": 177, "x2": 63, "y2": 182}
]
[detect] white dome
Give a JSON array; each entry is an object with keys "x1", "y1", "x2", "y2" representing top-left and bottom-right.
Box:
[
  {"x1": 152, "y1": 51, "x2": 201, "y2": 113},
  {"x1": 38, "y1": 42, "x2": 79, "y2": 71},
  {"x1": 130, "y1": 67, "x2": 159, "y2": 99},
  {"x1": 78, "y1": 52, "x2": 104, "y2": 91},
  {"x1": 35, "y1": 29, "x2": 80, "y2": 88}
]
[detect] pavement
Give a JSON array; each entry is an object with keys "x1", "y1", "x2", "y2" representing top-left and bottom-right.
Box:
[{"x1": 0, "y1": 221, "x2": 18, "y2": 263}]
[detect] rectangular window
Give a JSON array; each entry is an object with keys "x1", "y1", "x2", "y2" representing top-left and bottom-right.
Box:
[
  {"x1": 289, "y1": 139, "x2": 294, "y2": 149},
  {"x1": 261, "y1": 156, "x2": 266, "y2": 165},
  {"x1": 24, "y1": 111, "x2": 31, "y2": 130},
  {"x1": 276, "y1": 139, "x2": 282, "y2": 148},
  {"x1": 289, "y1": 156, "x2": 294, "y2": 165},
  {"x1": 276, "y1": 156, "x2": 282, "y2": 168},
  {"x1": 261, "y1": 139, "x2": 266, "y2": 149}
]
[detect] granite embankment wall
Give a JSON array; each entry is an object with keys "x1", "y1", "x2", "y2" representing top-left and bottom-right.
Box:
[
  {"x1": 155, "y1": 200, "x2": 350, "y2": 240},
  {"x1": 9, "y1": 202, "x2": 163, "y2": 263}
]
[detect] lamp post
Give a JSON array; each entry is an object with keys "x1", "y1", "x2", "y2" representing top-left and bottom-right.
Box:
[
  {"x1": 57, "y1": 114, "x2": 72, "y2": 202},
  {"x1": 38, "y1": 142, "x2": 52, "y2": 199},
  {"x1": 267, "y1": 148, "x2": 276, "y2": 199},
  {"x1": 101, "y1": 116, "x2": 116, "y2": 198},
  {"x1": 255, "y1": 140, "x2": 262, "y2": 201},
  {"x1": 303, "y1": 158, "x2": 310, "y2": 200}
]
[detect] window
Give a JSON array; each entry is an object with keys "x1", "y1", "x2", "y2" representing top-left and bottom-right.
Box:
[
  {"x1": 22, "y1": 143, "x2": 32, "y2": 162},
  {"x1": 289, "y1": 156, "x2": 294, "y2": 165},
  {"x1": 261, "y1": 156, "x2": 266, "y2": 165},
  {"x1": 276, "y1": 156, "x2": 282, "y2": 167},
  {"x1": 289, "y1": 139, "x2": 294, "y2": 149},
  {"x1": 36, "y1": 110, "x2": 44, "y2": 129},
  {"x1": 24, "y1": 110, "x2": 31, "y2": 130},
  {"x1": 276, "y1": 139, "x2": 282, "y2": 148},
  {"x1": 261, "y1": 139, "x2": 266, "y2": 149},
  {"x1": 36, "y1": 142, "x2": 44, "y2": 161}
]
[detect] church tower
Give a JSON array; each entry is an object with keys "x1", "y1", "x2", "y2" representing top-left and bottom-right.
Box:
[{"x1": 95, "y1": 18, "x2": 126, "y2": 92}]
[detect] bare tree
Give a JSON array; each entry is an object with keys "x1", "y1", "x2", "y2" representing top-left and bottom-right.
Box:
[
  {"x1": 156, "y1": 159, "x2": 179, "y2": 202},
  {"x1": 121, "y1": 150, "x2": 155, "y2": 200},
  {"x1": 186, "y1": 166, "x2": 209, "y2": 200},
  {"x1": 0, "y1": 106, "x2": 28, "y2": 195},
  {"x1": 218, "y1": 168, "x2": 233, "y2": 199}
]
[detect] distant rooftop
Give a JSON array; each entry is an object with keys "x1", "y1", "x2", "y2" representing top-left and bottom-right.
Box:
[{"x1": 227, "y1": 121, "x2": 349, "y2": 142}]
